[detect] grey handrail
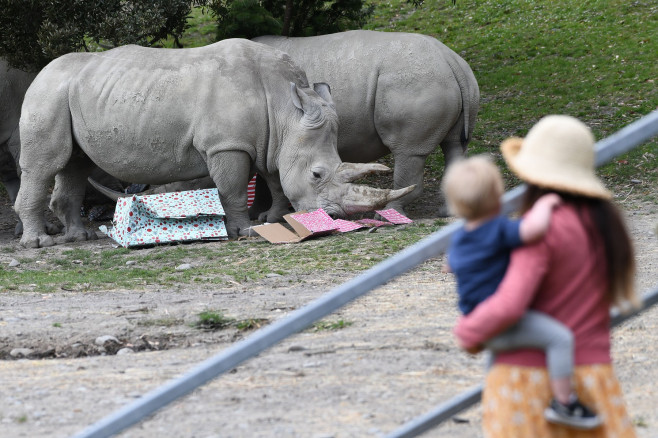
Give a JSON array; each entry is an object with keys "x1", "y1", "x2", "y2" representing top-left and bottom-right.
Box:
[{"x1": 72, "y1": 110, "x2": 658, "y2": 438}]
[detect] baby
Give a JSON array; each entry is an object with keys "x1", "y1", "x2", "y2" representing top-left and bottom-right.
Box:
[{"x1": 442, "y1": 155, "x2": 601, "y2": 430}]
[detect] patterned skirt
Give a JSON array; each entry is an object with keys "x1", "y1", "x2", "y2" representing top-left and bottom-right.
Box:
[{"x1": 482, "y1": 363, "x2": 636, "y2": 438}]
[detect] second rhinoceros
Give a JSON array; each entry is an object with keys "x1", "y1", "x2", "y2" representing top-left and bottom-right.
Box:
[
  {"x1": 16, "y1": 39, "x2": 412, "y2": 247},
  {"x1": 1, "y1": 58, "x2": 36, "y2": 230},
  {"x1": 254, "y1": 30, "x2": 480, "y2": 215}
]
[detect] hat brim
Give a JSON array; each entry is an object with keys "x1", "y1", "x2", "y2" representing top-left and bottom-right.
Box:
[{"x1": 501, "y1": 137, "x2": 612, "y2": 200}]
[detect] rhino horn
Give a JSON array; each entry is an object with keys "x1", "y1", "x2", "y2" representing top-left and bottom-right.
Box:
[
  {"x1": 87, "y1": 177, "x2": 130, "y2": 201},
  {"x1": 340, "y1": 184, "x2": 416, "y2": 215},
  {"x1": 336, "y1": 162, "x2": 392, "y2": 183}
]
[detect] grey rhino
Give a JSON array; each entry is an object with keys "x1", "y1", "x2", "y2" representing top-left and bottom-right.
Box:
[
  {"x1": 16, "y1": 39, "x2": 412, "y2": 247},
  {"x1": 1, "y1": 59, "x2": 36, "y2": 232},
  {"x1": 254, "y1": 30, "x2": 480, "y2": 215}
]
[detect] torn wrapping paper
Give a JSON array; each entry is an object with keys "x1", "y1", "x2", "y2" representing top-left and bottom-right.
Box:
[
  {"x1": 100, "y1": 188, "x2": 228, "y2": 247},
  {"x1": 253, "y1": 208, "x2": 412, "y2": 243},
  {"x1": 247, "y1": 175, "x2": 256, "y2": 208},
  {"x1": 375, "y1": 209, "x2": 414, "y2": 225}
]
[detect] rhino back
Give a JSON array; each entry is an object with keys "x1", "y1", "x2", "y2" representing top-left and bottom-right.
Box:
[
  {"x1": 30, "y1": 40, "x2": 306, "y2": 184},
  {"x1": 256, "y1": 31, "x2": 470, "y2": 160},
  {"x1": 1, "y1": 58, "x2": 36, "y2": 147}
]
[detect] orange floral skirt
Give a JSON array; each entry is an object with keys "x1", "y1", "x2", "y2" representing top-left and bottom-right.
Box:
[{"x1": 482, "y1": 364, "x2": 636, "y2": 438}]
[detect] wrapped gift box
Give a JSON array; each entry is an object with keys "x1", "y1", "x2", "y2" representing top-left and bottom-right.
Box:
[{"x1": 100, "y1": 188, "x2": 228, "y2": 247}]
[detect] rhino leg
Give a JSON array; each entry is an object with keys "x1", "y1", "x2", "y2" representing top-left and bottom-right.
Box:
[
  {"x1": 254, "y1": 172, "x2": 291, "y2": 223},
  {"x1": 16, "y1": 83, "x2": 77, "y2": 247},
  {"x1": 206, "y1": 150, "x2": 253, "y2": 238},
  {"x1": 50, "y1": 153, "x2": 98, "y2": 244},
  {"x1": 437, "y1": 124, "x2": 468, "y2": 217},
  {"x1": 385, "y1": 153, "x2": 427, "y2": 215},
  {"x1": 15, "y1": 165, "x2": 57, "y2": 248}
]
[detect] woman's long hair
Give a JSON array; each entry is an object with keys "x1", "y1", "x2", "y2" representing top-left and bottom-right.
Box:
[{"x1": 521, "y1": 184, "x2": 638, "y2": 310}]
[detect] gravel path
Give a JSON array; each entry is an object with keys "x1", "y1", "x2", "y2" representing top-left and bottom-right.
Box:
[{"x1": 0, "y1": 196, "x2": 656, "y2": 438}]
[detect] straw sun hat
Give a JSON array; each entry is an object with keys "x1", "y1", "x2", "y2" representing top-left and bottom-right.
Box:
[{"x1": 500, "y1": 115, "x2": 612, "y2": 200}]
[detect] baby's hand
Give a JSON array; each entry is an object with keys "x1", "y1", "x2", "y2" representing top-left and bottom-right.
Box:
[{"x1": 537, "y1": 193, "x2": 562, "y2": 210}]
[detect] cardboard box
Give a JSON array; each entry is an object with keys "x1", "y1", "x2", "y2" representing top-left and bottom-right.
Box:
[
  {"x1": 252, "y1": 208, "x2": 412, "y2": 244},
  {"x1": 100, "y1": 188, "x2": 228, "y2": 247},
  {"x1": 252, "y1": 209, "x2": 339, "y2": 243}
]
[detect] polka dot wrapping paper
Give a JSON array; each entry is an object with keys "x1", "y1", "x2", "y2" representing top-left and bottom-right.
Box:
[{"x1": 100, "y1": 188, "x2": 228, "y2": 247}]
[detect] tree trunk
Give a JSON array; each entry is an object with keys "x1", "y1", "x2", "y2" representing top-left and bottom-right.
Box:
[{"x1": 282, "y1": 0, "x2": 293, "y2": 36}]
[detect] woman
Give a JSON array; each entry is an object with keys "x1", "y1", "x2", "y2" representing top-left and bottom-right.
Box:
[{"x1": 454, "y1": 115, "x2": 639, "y2": 437}]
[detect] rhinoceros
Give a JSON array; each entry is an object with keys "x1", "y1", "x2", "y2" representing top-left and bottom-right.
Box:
[
  {"x1": 253, "y1": 30, "x2": 480, "y2": 215},
  {"x1": 1, "y1": 59, "x2": 35, "y2": 220},
  {"x1": 15, "y1": 39, "x2": 412, "y2": 247}
]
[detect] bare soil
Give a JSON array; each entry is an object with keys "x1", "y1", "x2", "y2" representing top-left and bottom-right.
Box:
[{"x1": 0, "y1": 183, "x2": 657, "y2": 438}]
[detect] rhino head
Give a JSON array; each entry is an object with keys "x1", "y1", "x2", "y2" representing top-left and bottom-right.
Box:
[{"x1": 278, "y1": 83, "x2": 414, "y2": 217}]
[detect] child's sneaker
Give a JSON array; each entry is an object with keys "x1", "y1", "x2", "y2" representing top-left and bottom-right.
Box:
[{"x1": 544, "y1": 398, "x2": 602, "y2": 430}]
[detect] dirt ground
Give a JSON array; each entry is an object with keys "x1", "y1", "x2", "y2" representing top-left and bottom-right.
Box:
[{"x1": 0, "y1": 184, "x2": 657, "y2": 438}]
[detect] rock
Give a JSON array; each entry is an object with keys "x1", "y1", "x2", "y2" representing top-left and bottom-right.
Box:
[
  {"x1": 116, "y1": 348, "x2": 135, "y2": 355},
  {"x1": 10, "y1": 348, "x2": 34, "y2": 358},
  {"x1": 266, "y1": 273, "x2": 282, "y2": 278},
  {"x1": 126, "y1": 260, "x2": 137, "y2": 266},
  {"x1": 95, "y1": 335, "x2": 120, "y2": 346},
  {"x1": 175, "y1": 263, "x2": 192, "y2": 271},
  {"x1": 8, "y1": 259, "x2": 20, "y2": 267}
]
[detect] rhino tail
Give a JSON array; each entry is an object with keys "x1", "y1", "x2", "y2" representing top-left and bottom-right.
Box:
[{"x1": 443, "y1": 49, "x2": 480, "y2": 146}]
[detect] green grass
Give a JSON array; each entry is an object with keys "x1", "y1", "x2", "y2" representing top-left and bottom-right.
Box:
[
  {"x1": 365, "y1": 0, "x2": 657, "y2": 202},
  {"x1": 161, "y1": 7, "x2": 217, "y2": 48},
  {"x1": 0, "y1": 221, "x2": 443, "y2": 292},
  {"x1": 310, "y1": 319, "x2": 353, "y2": 331},
  {"x1": 1, "y1": 0, "x2": 655, "y2": 292}
]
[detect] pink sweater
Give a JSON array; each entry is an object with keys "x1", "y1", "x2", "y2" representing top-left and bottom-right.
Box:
[{"x1": 454, "y1": 204, "x2": 612, "y2": 367}]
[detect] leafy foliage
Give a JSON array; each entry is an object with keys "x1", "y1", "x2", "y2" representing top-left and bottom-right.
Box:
[
  {"x1": 0, "y1": 0, "x2": 205, "y2": 71},
  {"x1": 207, "y1": 0, "x2": 375, "y2": 40}
]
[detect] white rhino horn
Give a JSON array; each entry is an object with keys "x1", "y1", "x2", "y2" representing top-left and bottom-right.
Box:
[
  {"x1": 336, "y1": 162, "x2": 392, "y2": 183},
  {"x1": 340, "y1": 184, "x2": 416, "y2": 215}
]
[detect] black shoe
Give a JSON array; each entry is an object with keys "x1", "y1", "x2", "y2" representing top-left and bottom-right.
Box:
[{"x1": 544, "y1": 398, "x2": 602, "y2": 430}]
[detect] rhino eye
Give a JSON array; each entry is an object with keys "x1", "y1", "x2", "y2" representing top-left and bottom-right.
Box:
[{"x1": 312, "y1": 171, "x2": 321, "y2": 179}]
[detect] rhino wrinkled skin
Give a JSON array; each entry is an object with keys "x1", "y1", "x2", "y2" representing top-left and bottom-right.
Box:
[
  {"x1": 16, "y1": 39, "x2": 411, "y2": 247},
  {"x1": 0, "y1": 59, "x2": 35, "y2": 229},
  {"x1": 254, "y1": 30, "x2": 480, "y2": 215}
]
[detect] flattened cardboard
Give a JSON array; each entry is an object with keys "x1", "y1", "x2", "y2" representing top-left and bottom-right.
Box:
[
  {"x1": 252, "y1": 210, "x2": 337, "y2": 243},
  {"x1": 253, "y1": 208, "x2": 413, "y2": 244}
]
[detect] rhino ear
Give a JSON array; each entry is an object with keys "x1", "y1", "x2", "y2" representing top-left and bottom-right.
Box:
[
  {"x1": 290, "y1": 82, "x2": 303, "y2": 111},
  {"x1": 313, "y1": 83, "x2": 333, "y2": 105}
]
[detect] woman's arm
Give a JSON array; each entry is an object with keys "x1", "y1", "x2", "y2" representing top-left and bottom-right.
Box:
[{"x1": 454, "y1": 241, "x2": 550, "y2": 349}]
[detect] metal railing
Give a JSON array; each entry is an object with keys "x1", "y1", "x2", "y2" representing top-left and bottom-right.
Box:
[{"x1": 72, "y1": 110, "x2": 658, "y2": 438}]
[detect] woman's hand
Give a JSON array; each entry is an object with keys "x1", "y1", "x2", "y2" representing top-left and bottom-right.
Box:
[{"x1": 455, "y1": 334, "x2": 484, "y2": 354}]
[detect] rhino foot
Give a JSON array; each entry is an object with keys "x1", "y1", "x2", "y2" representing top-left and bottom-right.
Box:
[
  {"x1": 20, "y1": 234, "x2": 56, "y2": 248},
  {"x1": 436, "y1": 204, "x2": 451, "y2": 218},
  {"x1": 54, "y1": 228, "x2": 99, "y2": 244},
  {"x1": 46, "y1": 222, "x2": 64, "y2": 235},
  {"x1": 257, "y1": 206, "x2": 290, "y2": 224},
  {"x1": 14, "y1": 220, "x2": 63, "y2": 236}
]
